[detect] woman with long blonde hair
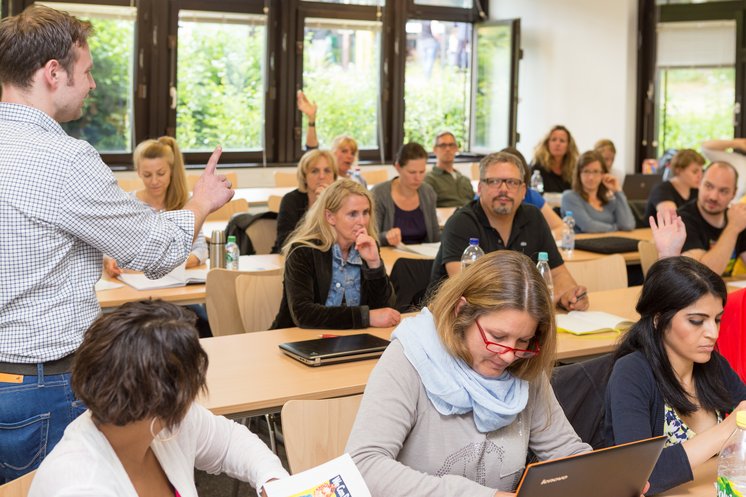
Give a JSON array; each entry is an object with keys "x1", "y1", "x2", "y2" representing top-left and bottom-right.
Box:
[
  {"x1": 531, "y1": 125, "x2": 579, "y2": 193},
  {"x1": 271, "y1": 179, "x2": 400, "y2": 329}
]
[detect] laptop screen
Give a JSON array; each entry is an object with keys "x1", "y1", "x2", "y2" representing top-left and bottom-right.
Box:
[{"x1": 515, "y1": 436, "x2": 665, "y2": 497}]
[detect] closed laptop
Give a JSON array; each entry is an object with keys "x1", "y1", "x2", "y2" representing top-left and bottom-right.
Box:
[{"x1": 279, "y1": 333, "x2": 390, "y2": 367}]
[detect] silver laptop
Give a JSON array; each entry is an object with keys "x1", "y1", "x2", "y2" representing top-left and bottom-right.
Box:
[
  {"x1": 279, "y1": 333, "x2": 390, "y2": 367},
  {"x1": 515, "y1": 436, "x2": 665, "y2": 497}
]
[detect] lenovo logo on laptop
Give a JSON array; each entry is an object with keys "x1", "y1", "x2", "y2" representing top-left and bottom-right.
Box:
[{"x1": 541, "y1": 475, "x2": 568, "y2": 485}]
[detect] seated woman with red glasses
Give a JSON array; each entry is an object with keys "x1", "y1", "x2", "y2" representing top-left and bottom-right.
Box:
[{"x1": 346, "y1": 250, "x2": 591, "y2": 496}]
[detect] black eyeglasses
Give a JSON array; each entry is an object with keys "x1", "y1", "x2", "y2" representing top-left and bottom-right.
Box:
[
  {"x1": 435, "y1": 143, "x2": 458, "y2": 149},
  {"x1": 481, "y1": 177, "x2": 524, "y2": 192},
  {"x1": 475, "y1": 318, "x2": 540, "y2": 358}
]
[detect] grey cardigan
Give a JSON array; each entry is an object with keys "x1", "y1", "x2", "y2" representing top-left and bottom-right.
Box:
[{"x1": 371, "y1": 179, "x2": 440, "y2": 246}]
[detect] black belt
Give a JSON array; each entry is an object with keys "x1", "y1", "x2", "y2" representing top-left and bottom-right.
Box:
[{"x1": 0, "y1": 354, "x2": 75, "y2": 376}]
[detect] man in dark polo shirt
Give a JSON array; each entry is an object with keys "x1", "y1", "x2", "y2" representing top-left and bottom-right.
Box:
[
  {"x1": 680, "y1": 161, "x2": 746, "y2": 276},
  {"x1": 424, "y1": 131, "x2": 475, "y2": 207},
  {"x1": 430, "y1": 151, "x2": 589, "y2": 311}
]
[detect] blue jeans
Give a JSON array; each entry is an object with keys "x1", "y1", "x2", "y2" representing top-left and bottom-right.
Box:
[{"x1": 0, "y1": 365, "x2": 86, "y2": 484}]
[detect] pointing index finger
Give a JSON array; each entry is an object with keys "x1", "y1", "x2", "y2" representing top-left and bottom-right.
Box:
[{"x1": 204, "y1": 145, "x2": 223, "y2": 175}]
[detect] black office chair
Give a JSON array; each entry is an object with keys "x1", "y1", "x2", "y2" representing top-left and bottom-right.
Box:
[{"x1": 389, "y1": 258, "x2": 434, "y2": 313}]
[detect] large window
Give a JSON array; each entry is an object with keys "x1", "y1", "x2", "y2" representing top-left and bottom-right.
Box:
[
  {"x1": 39, "y1": 2, "x2": 136, "y2": 154},
  {"x1": 403, "y1": 20, "x2": 472, "y2": 147},
  {"x1": 12, "y1": 0, "x2": 502, "y2": 167},
  {"x1": 655, "y1": 20, "x2": 736, "y2": 152},
  {"x1": 302, "y1": 17, "x2": 381, "y2": 149},
  {"x1": 176, "y1": 10, "x2": 266, "y2": 153}
]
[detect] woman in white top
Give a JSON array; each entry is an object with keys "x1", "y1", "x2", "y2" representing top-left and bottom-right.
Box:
[
  {"x1": 29, "y1": 300, "x2": 288, "y2": 497},
  {"x1": 104, "y1": 137, "x2": 207, "y2": 277}
]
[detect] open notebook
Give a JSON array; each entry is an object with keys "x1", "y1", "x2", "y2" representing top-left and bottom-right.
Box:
[
  {"x1": 556, "y1": 311, "x2": 634, "y2": 335},
  {"x1": 118, "y1": 263, "x2": 207, "y2": 291}
]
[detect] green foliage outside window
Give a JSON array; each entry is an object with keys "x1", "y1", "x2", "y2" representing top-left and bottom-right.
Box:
[
  {"x1": 301, "y1": 26, "x2": 380, "y2": 149},
  {"x1": 62, "y1": 17, "x2": 134, "y2": 153},
  {"x1": 657, "y1": 67, "x2": 735, "y2": 152},
  {"x1": 177, "y1": 19, "x2": 265, "y2": 152}
]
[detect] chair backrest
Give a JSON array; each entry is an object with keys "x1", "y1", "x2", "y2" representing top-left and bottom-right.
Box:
[
  {"x1": 360, "y1": 168, "x2": 388, "y2": 185},
  {"x1": 281, "y1": 395, "x2": 363, "y2": 474},
  {"x1": 117, "y1": 177, "x2": 143, "y2": 192},
  {"x1": 471, "y1": 162, "x2": 480, "y2": 180},
  {"x1": 205, "y1": 198, "x2": 249, "y2": 222},
  {"x1": 187, "y1": 171, "x2": 238, "y2": 190},
  {"x1": 0, "y1": 470, "x2": 35, "y2": 497},
  {"x1": 274, "y1": 171, "x2": 298, "y2": 187},
  {"x1": 267, "y1": 195, "x2": 282, "y2": 213},
  {"x1": 564, "y1": 254, "x2": 628, "y2": 292},
  {"x1": 235, "y1": 269, "x2": 284, "y2": 333},
  {"x1": 550, "y1": 354, "x2": 614, "y2": 449},
  {"x1": 205, "y1": 269, "x2": 250, "y2": 336},
  {"x1": 246, "y1": 216, "x2": 278, "y2": 255},
  {"x1": 389, "y1": 258, "x2": 434, "y2": 312},
  {"x1": 637, "y1": 240, "x2": 659, "y2": 279}
]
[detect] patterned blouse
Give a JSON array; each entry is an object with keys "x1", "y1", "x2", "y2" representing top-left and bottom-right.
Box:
[{"x1": 663, "y1": 405, "x2": 723, "y2": 447}]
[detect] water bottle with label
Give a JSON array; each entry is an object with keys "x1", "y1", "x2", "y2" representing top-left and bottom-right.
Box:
[
  {"x1": 716, "y1": 411, "x2": 746, "y2": 497},
  {"x1": 536, "y1": 252, "x2": 554, "y2": 303},
  {"x1": 460, "y1": 238, "x2": 484, "y2": 271},
  {"x1": 225, "y1": 235, "x2": 239, "y2": 270},
  {"x1": 530, "y1": 169, "x2": 544, "y2": 194},
  {"x1": 561, "y1": 211, "x2": 576, "y2": 256}
]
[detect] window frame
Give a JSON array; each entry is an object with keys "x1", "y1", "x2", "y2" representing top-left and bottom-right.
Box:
[
  {"x1": 636, "y1": 0, "x2": 745, "y2": 169},
  {"x1": 7, "y1": 0, "x2": 496, "y2": 169}
]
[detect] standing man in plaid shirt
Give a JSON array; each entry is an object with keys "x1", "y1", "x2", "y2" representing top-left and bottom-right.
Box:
[{"x1": 0, "y1": 5, "x2": 233, "y2": 483}]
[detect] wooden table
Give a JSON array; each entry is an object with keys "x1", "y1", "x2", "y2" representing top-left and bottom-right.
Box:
[
  {"x1": 96, "y1": 255, "x2": 283, "y2": 309},
  {"x1": 232, "y1": 186, "x2": 294, "y2": 206},
  {"x1": 197, "y1": 285, "x2": 642, "y2": 418}
]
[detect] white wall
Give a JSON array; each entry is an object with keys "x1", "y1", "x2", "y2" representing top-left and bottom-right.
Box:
[{"x1": 490, "y1": 0, "x2": 638, "y2": 178}]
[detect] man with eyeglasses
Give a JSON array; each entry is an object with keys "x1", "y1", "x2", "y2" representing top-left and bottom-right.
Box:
[
  {"x1": 679, "y1": 162, "x2": 746, "y2": 276},
  {"x1": 430, "y1": 151, "x2": 589, "y2": 312},
  {"x1": 424, "y1": 131, "x2": 475, "y2": 207}
]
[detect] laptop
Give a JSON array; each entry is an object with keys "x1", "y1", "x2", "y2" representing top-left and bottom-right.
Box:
[
  {"x1": 515, "y1": 436, "x2": 665, "y2": 497},
  {"x1": 574, "y1": 236, "x2": 640, "y2": 254},
  {"x1": 279, "y1": 333, "x2": 390, "y2": 367},
  {"x1": 622, "y1": 173, "x2": 662, "y2": 200}
]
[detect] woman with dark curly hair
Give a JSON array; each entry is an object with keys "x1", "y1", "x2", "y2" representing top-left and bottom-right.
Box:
[{"x1": 29, "y1": 300, "x2": 287, "y2": 497}]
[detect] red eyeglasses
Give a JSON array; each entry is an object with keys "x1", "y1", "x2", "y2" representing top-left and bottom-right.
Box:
[{"x1": 475, "y1": 318, "x2": 540, "y2": 359}]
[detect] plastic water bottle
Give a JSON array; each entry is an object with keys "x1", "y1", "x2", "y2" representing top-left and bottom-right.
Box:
[
  {"x1": 460, "y1": 238, "x2": 484, "y2": 271},
  {"x1": 561, "y1": 211, "x2": 576, "y2": 256},
  {"x1": 530, "y1": 170, "x2": 544, "y2": 194},
  {"x1": 717, "y1": 411, "x2": 746, "y2": 497},
  {"x1": 536, "y1": 252, "x2": 554, "y2": 303},
  {"x1": 225, "y1": 235, "x2": 239, "y2": 270}
]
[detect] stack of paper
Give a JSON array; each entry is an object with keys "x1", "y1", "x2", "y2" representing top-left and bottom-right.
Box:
[
  {"x1": 395, "y1": 242, "x2": 440, "y2": 258},
  {"x1": 118, "y1": 263, "x2": 207, "y2": 291}
]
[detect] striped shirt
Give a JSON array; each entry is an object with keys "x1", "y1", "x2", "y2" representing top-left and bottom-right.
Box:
[{"x1": 0, "y1": 103, "x2": 194, "y2": 363}]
